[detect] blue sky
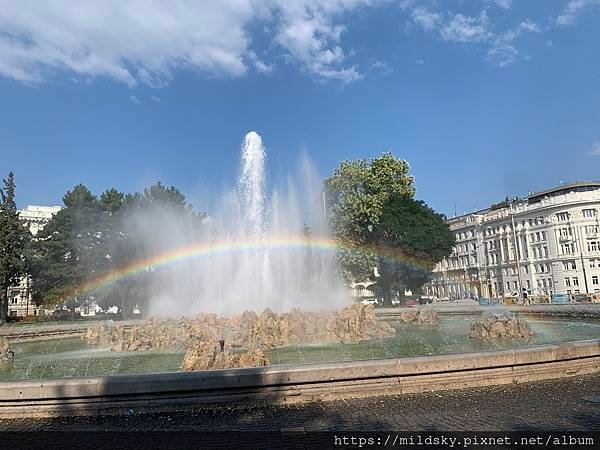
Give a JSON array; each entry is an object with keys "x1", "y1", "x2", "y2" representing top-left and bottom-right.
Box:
[{"x1": 0, "y1": 0, "x2": 599, "y2": 216}]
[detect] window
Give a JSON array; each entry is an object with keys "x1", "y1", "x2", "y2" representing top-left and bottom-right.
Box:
[
  {"x1": 583, "y1": 209, "x2": 596, "y2": 218},
  {"x1": 562, "y1": 243, "x2": 574, "y2": 254},
  {"x1": 557, "y1": 212, "x2": 570, "y2": 221},
  {"x1": 563, "y1": 260, "x2": 577, "y2": 270},
  {"x1": 565, "y1": 277, "x2": 571, "y2": 287},
  {"x1": 10, "y1": 297, "x2": 18, "y2": 304},
  {"x1": 526, "y1": 280, "x2": 531, "y2": 289},
  {"x1": 573, "y1": 277, "x2": 579, "y2": 286},
  {"x1": 559, "y1": 227, "x2": 573, "y2": 237},
  {"x1": 588, "y1": 241, "x2": 599, "y2": 252},
  {"x1": 506, "y1": 281, "x2": 510, "y2": 290},
  {"x1": 593, "y1": 276, "x2": 598, "y2": 285}
]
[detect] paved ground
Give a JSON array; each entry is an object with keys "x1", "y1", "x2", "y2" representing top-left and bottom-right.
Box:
[{"x1": 1, "y1": 374, "x2": 599, "y2": 432}]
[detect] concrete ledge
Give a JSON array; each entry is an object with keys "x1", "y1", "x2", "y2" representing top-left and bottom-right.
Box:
[{"x1": 0, "y1": 339, "x2": 598, "y2": 418}]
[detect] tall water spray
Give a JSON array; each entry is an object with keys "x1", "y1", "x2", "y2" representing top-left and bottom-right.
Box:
[{"x1": 142, "y1": 131, "x2": 349, "y2": 316}]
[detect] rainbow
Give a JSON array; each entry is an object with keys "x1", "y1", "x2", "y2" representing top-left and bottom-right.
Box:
[
  {"x1": 58, "y1": 234, "x2": 469, "y2": 300},
  {"x1": 69, "y1": 235, "x2": 343, "y2": 298}
]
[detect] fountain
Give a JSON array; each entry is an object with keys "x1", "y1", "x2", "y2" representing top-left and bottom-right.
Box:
[
  {"x1": 143, "y1": 131, "x2": 348, "y2": 317},
  {"x1": 0, "y1": 132, "x2": 598, "y2": 417}
]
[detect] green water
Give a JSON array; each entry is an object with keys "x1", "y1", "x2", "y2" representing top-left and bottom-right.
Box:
[{"x1": 1, "y1": 316, "x2": 599, "y2": 381}]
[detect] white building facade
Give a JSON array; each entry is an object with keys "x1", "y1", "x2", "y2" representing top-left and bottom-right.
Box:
[
  {"x1": 7, "y1": 205, "x2": 61, "y2": 317},
  {"x1": 425, "y1": 182, "x2": 600, "y2": 300}
]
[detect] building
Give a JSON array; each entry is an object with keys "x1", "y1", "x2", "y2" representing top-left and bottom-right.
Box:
[
  {"x1": 6, "y1": 205, "x2": 61, "y2": 317},
  {"x1": 425, "y1": 181, "x2": 600, "y2": 300}
]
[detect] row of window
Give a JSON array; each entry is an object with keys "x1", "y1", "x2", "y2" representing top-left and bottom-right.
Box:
[{"x1": 557, "y1": 209, "x2": 597, "y2": 221}]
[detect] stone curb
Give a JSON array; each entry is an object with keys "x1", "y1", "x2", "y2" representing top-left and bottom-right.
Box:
[{"x1": 0, "y1": 339, "x2": 598, "y2": 418}]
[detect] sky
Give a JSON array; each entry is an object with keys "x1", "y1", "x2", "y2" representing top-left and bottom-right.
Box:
[{"x1": 0, "y1": 0, "x2": 599, "y2": 217}]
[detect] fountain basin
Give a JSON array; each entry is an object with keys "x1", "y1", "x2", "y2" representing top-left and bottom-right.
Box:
[{"x1": 0, "y1": 338, "x2": 598, "y2": 418}]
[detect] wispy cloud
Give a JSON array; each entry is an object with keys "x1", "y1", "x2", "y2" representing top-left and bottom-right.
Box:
[
  {"x1": 129, "y1": 94, "x2": 140, "y2": 104},
  {"x1": 491, "y1": 0, "x2": 512, "y2": 9},
  {"x1": 0, "y1": 0, "x2": 378, "y2": 87},
  {"x1": 411, "y1": 7, "x2": 442, "y2": 32},
  {"x1": 440, "y1": 11, "x2": 491, "y2": 43},
  {"x1": 586, "y1": 141, "x2": 600, "y2": 156},
  {"x1": 557, "y1": 0, "x2": 600, "y2": 26},
  {"x1": 369, "y1": 59, "x2": 393, "y2": 76}
]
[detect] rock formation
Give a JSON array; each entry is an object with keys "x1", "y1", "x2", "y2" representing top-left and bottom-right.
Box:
[
  {"x1": 469, "y1": 313, "x2": 533, "y2": 339},
  {"x1": 181, "y1": 340, "x2": 270, "y2": 371},
  {"x1": 82, "y1": 304, "x2": 396, "y2": 367},
  {"x1": 399, "y1": 308, "x2": 440, "y2": 324},
  {"x1": 0, "y1": 337, "x2": 12, "y2": 361}
]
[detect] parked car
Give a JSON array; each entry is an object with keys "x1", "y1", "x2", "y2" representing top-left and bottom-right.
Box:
[
  {"x1": 573, "y1": 294, "x2": 592, "y2": 302},
  {"x1": 419, "y1": 295, "x2": 434, "y2": 305},
  {"x1": 360, "y1": 298, "x2": 378, "y2": 306}
]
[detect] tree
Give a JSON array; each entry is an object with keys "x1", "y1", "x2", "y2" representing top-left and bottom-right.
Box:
[
  {"x1": 0, "y1": 173, "x2": 31, "y2": 323},
  {"x1": 323, "y1": 153, "x2": 415, "y2": 282},
  {"x1": 28, "y1": 181, "x2": 207, "y2": 318},
  {"x1": 28, "y1": 184, "x2": 104, "y2": 310},
  {"x1": 371, "y1": 194, "x2": 455, "y2": 306}
]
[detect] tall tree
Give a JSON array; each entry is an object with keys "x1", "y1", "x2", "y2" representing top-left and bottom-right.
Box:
[
  {"x1": 28, "y1": 184, "x2": 103, "y2": 309},
  {"x1": 323, "y1": 153, "x2": 415, "y2": 282},
  {"x1": 0, "y1": 173, "x2": 31, "y2": 323},
  {"x1": 371, "y1": 194, "x2": 455, "y2": 306}
]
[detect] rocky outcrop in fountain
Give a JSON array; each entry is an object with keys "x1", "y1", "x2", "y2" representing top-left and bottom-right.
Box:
[
  {"x1": 398, "y1": 308, "x2": 440, "y2": 324},
  {"x1": 469, "y1": 313, "x2": 533, "y2": 339},
  {"x1": 82, "y1": 304, "x2": 396, "y2": 370},
  {"x1": 0, "y1": 337, "x2": 13, "y2": 361},
  {"x1": 181, "y1": 341, "x2": 270, "y2": 371}
]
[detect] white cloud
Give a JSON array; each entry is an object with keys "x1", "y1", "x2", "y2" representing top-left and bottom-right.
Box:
[
  {"x1": 492, "y1": 0, "x2": 512, "y2": 9},
  {"x1": 411, "y1": 7, "x2": 442, "y2": 31},
  {"x1": 0, "y1": 0, "x2": 376, "y2": 86},
  {"x1": 518, "y1": 19, "x2": 541, "y2": 34},
  {"x1": 151, "y1": 95, "x2": 160, "y2": 102},
  {"x1": 369, "y1": 59, "x2": 393, "y2": 76},
  {"x1": 129, "y1": 94, "x2": 140, "y2": 104},
  {"x1": 587, "y1": 141, "x2": 600, "y2": 156},
  {"x1": 486, "y1": 43, "x2": 518, "y2": 67},
  {"x1": 273, "y1": 1, "x2": 376, "y2": 84},
  {"x1": 440, "y1": 12, "x2": 491, "y2": 43},
  {"x1": 557, "y1": 0, "x2": 600, "y2": 26}
]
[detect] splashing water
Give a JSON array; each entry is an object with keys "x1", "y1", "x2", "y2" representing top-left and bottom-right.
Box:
[{"x1": 144, "y1": 131, "x2": 349, "y2": 317}]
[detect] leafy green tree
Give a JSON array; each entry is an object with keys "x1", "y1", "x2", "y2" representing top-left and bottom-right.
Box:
[
  {"x1": 29, "y1": 181, "x2": 207, "y2": 318},
  {"x1": 371, "y1": 194, "x2": 455, "y2": 306},
  {"x1": 323, "y1": 153, "x2": 415, "y2": 282},
  {"x1": 0, "y1": 173, "x2": 31, "y2": 323},
  {"x1": 28, "y1": 184, "x2": 103, "y2": 309}
]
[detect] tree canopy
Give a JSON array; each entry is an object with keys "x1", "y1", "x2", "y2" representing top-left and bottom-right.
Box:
[
  {"x1": 0, "y1": 173, "x2": 31, "y2": 323},
  {"x1": 324, "y1": 153, "x2": 453, "y2": 305},
  {"x1": 370, "y1": 194, "x2": 455, "y2": 305},
  {"x1": 27, "y1": 181, "x2": 206, "y2": 317}
]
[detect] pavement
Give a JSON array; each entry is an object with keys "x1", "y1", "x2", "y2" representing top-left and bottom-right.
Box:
[{"x1": 1, "y1": 374, "x2": 599, "y2": 432}]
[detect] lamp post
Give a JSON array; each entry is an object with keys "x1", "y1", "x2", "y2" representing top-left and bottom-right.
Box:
[{"x1": 510, "y1": 201, "x2": 524, "y2": 301}]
